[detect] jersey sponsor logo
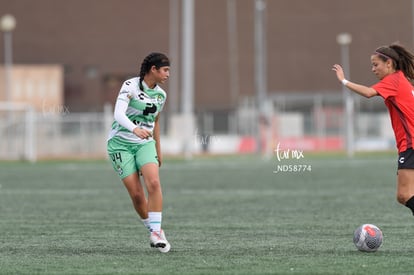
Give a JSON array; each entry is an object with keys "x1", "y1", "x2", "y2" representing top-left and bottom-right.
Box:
[
  {"x1": 143, "y1": 103, "x2": 157, "y2": 115},
  {"x1": 132, "y1": 120, "x2": 151, "y2": 128},
  {"x1": 412, "y1": 90, "x2": 414, "y2": 97},
  {"x1": 399, "y1": 156, "x2": 405, "y2": 164}
]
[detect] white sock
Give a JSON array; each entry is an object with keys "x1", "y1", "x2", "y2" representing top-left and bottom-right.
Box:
[
  {"x1": 141, "y1": 218, "x2": 151, "y2": 233},
  {"x1": 148, "y1": 212, "x2": 162, "y2": 234}
]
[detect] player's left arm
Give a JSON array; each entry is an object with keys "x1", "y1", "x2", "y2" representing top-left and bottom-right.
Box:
[{"x1": 153, "y1": 114, "x2": 162, "y2": 167}]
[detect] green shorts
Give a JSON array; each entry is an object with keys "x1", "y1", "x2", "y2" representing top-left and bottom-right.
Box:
[{"x1": 107, "y1": 138, "x2": 158, "y2": 179}]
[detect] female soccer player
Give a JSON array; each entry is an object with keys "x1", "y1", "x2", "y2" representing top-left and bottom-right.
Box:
[
  {"x1": 332, "y1": 43, "x2": 414, "y2": 217},
  {"x1": 107, "y1": 52, "x2": 171, "y2": 253}
]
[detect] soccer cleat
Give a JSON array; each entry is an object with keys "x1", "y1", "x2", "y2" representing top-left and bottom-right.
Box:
[
  {"x1": 149, "y1": 230, "x2": 171, "y2": 253},
  {"x1": 158, "y1": 229, "x2": 171, "y2": 253}
]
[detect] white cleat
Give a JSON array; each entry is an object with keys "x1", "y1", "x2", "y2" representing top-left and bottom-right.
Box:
[
  {"x1": 149, "y1": 230, "x2": 171, "y2": 253},
  {"x1": 158, "y1": 229, "x2": 171, "y2": 253}
]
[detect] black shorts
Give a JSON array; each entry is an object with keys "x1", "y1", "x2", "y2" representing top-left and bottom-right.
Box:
[{"x1": 398, "y1": 148, "x2": 414, "y2": 169}]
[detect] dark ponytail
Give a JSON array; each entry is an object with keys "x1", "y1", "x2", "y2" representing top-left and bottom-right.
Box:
[
  {"x1": 375, "y1": 43, "x2": 414, "y2": 83},
  {"x1": 138, "y1": 52, "x2": 170, "y2": 90}
]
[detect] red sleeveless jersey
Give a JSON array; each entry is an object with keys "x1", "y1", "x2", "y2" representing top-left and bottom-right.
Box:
[{"x1": 372, "y1": 71, "x2": 414, "y2": 152}]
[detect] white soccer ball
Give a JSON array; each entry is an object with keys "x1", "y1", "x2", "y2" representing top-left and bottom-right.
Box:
[{"x1": 353, "y1": 224, "x2": 383, "y2": 252}]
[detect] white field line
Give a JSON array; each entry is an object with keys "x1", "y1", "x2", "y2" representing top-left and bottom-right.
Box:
[{"x1": 0, "y1": 188, "x2": 113, "y2": 195}]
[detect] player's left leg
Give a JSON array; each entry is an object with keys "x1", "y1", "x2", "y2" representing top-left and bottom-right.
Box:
[
  {"x1": 140, "y1": 162, "x2": 163, "y2": 213},
  {"x1": 136, "y1": 141, "x2": 170, "y2": 252},
  {"x1": 140, "y1": 162, "x2": 170, "y2": 251},
  {"x1": 396, "y1": 169, "x2": 414, "y2": 215}
]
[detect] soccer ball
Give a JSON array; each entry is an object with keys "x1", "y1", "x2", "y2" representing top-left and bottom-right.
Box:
[{"x1": 353, "y1": 224, "x2": 383, "y2": 252}]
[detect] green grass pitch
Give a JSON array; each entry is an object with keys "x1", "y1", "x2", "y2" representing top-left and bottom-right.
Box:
[{"x1": 1, "y1": 153, "x2": 414, "y2": 274}]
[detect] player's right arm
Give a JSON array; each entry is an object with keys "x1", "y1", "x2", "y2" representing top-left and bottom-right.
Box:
[
  {"x1": 113, "y1": 82, "x2": 153, "y2": 139},
  {"x1": 343, "y1": 81, "x2": 378, "y2": 98},
  {"x1": 332, "y1": 64, "x2": 378, "y2": 98}
]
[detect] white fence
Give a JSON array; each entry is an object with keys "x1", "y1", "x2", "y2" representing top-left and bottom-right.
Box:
[
  {"x1": 0, "y1": 103, "x2": 112, "y2": 161},
  {"x1": 0, "y1": 94, "x2": 396, "y2": 161}
]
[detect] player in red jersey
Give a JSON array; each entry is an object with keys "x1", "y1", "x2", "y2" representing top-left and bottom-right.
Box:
[{"x1": 332, "y1": 43, "x2": 414, "y2": 216}]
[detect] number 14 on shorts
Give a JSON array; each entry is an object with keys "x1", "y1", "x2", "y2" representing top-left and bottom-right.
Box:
[{"x1": 110, "y1": 152, "x2": 123, "y2": 163}]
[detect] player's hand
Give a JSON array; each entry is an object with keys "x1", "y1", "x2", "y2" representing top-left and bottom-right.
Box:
[
  {"x1": 132, "y1": 127, "x2": 153, "y2": 139},
  {"x1": 332, "y1": 64, "x2": 346, "y2": 82},
  {"x1": 156, "y1": 155, "x2": 162, "y2": 167}
]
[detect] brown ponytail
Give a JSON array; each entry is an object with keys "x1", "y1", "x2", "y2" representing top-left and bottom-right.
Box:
[{"x1": 375, "y1": 43, "x2": 414, "y2": 83}]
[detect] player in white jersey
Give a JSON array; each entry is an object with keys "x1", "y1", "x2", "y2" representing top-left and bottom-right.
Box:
[{"x1": 107, "y1": 52, "x2": 171, "y2": 253}]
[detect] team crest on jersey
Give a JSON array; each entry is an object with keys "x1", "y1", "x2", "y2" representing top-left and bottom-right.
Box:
[{"x1": 156, "y1": 95, "x2": 164, "y2": 104}]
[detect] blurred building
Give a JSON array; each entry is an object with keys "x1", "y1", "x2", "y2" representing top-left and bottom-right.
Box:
[
  {"x1": 0, "y1": 0, "x2": 412, "y2": 160},
  {"x1": 0, "y1": 65, "x2": 63, "y2": 111},
  {"x1": 0, "y1": 0, "x2": 412, "y2": 113}
]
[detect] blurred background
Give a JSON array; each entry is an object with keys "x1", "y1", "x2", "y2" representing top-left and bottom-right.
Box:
[{"x1": 0, "y1": 0, "x2": 411, "y2": 161}]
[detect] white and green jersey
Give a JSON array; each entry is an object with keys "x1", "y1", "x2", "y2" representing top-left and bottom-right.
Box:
[{"x1": 107, "y1": 77, "x2": 167, "y2": 144}]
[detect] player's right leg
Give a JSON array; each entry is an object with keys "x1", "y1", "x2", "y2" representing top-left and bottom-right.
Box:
[
  {"x1": 396, "y1": 148, "x2": 414, "y2": 215},
  {"x1": 108, "y1": 139, "x2": 151, "y2": 233},
  {"x1": 122, "y1": 173, "x2": 148, "y2": 221}
]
